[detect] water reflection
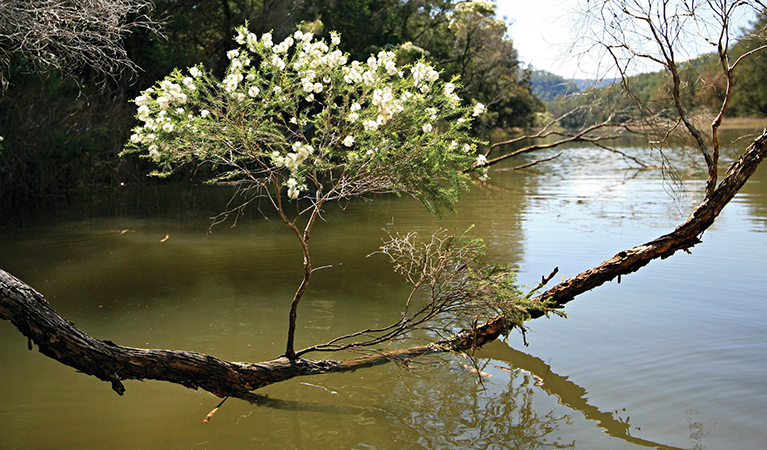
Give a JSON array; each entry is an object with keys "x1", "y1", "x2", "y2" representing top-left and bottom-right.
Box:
[{"x1": 479, "y1": 342, "x2": 702, "y2": 450}]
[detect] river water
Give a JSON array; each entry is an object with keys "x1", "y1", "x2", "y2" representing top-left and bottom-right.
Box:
[{"x1": 2, "y1": 129, "x2": 767, "y2": 449}]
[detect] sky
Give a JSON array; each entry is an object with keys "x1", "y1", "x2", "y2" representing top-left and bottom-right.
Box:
[
  {"x1": 499, "y1": 0, "x2": 591, "y2": 78},
  {"x1": 499, "y1": 0, "x2": 760, "y2": 79}
]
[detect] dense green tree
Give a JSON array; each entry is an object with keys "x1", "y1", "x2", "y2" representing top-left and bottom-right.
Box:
[{"x1": 729, "y1": 10, "x2": 767, "y2": 116}]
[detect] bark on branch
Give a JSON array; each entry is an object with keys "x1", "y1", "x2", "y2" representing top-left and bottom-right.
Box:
[
  {"x1": 2, "y1": 127, "x2": 765, "y2": 399},
  {"x1": 0, "y1": 267, "x2": 504, "y2": 398}
]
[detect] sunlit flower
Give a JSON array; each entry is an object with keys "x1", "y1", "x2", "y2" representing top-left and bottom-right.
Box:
[
  {"x1": 343, "y1": 136, "x2": 355, "y2": 147},
  {"x1": 422, "y1": 123, "x2": 433, "y2": 133},
  {"x1": 363, "y1": 119, "x2": 379, "y2": 131},
  {"x1": 270, "y1": 54, "x2": 286, "y2": 70},
  {"x1": 148, "y1": 145, "x2": 160, "y2": 159},
  {"x1": 475, "y1": 154, "x2": 488, "y2": 166},
  {"x1": 472, "y1": 102, "x2": 485, "y2": 117},
  {"x1": 137, "y1": 105, "x2": 150, "y2": 121},
  {"x1": 246, "y1": 32, "x2": 258, "y2": 51},
  {"x1": 262, "y1": 32, "x2": 273, "y2": 48},
  {"x1": 248, "y1": 86, "x2": 260, "y2": 97}
]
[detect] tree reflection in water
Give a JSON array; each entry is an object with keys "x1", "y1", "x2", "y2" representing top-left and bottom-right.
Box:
[
  {"x1": 375, "y1": 361, "x2": 575, "y2": 449},
  {"x1": 244, "y1": 344, "x2": 705, "y2": 449}
]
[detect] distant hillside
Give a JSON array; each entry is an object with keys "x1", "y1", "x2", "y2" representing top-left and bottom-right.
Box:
[
  {"x1": 529, "y1": 70, "x2": 579, "y2": 102},
  {"x1": 530, "y1": 70, "x2": 617, "y2": 103},
  {"x1": 571, "y1": 78, "x2": 618, "y2": 91}
]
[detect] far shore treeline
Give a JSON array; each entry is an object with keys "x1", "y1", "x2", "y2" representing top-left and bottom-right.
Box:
[{"x1": 1, "y1": 0, "x2": 765, "y2": 212}]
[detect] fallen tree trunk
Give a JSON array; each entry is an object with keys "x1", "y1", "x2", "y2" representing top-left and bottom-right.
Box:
[
  {"x1": 0, "y1": 267, "x2": 507, "y2": 398},
  {"x1": 1, "y1": 128, "x2": 765, "y2": 399}
]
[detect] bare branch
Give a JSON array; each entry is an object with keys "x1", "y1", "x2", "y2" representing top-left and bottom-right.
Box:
[{"x1": 0, "y1": 0, "x2": 160, "y2": 88}]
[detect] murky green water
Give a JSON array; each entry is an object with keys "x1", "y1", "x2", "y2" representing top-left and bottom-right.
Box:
[{"x1": 2, "y1": 129, "x2": 767, "y2": 449}]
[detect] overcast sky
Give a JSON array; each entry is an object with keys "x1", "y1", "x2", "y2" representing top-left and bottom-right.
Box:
[
  {"x1": 499, "y1": 0, "x2": 589, "y2": 77},
  {"x1": 499, "y1": 0, "x2": 759, "y2": 79}
]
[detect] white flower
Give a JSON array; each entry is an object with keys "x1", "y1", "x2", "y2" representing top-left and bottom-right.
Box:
[
  {"x1": 362, "y1": 70, "x2": 378, "y2": 86},
  {"x1": 350, "y1": 102, "x2": 362, "y2": 112},
  {"x1": 463, "y1": 143, "x2": 471, "y2": 153},
  {"x1": 426, "y1": 107, "x2": 437, "y2": 120},
  {"x1": 347, "y1": 112, "x2": 360, "y2": 123},
  {"x1": 274, "y1": 36, "x2": 294, "y2": 53},
  {"x1": 343, "y1": 61, "x2": 364, "y2": 84},
  {"x1": 273, "y1": 86, "x2": 282, "y2": 94},
  {"x1": 476, "y1": 154, "x2": 488, "y2": 166},
  {"x1": 457, "y1": 118, "x2": 467, "y2": 125},
  {"x1": 235, "y1": 29, "x2": 246, "y2": 45},
  {"x1": 148, "y1": 145, "x2": 160, "y2": 159},
  {"x1": 479, "y1": 168, "x2": 489, "y2": 182},
  {"x1": 472, "y1": 102, "x2": 485, "y2": 117},
  {"x1": 262, "y1": 32, "x2": 273, "y2": 48},
  {"x1": 137, "y1": 105, "x2": 150, "y2": 121},
  {"x1": 201, "y1": 110, "x2": 210, "y2": 118},
  {"x1": 331, "y1": 32, "x2": 341, "y2": 46},
  {"x1": 162, "y1": 122, "x2": 174, "y2": 133},
  {"x1": 189, "y1": 67, "x2": 201, "y2": 77},
  {"x1": 422, "y1": 123, "x2": 433, "y2": 133},
  {"x1": 129, "y1": 133, "x2": 142, "y2": 144},
  {"x1": 444, "y1": 83, "x2": 456, "y2": 96},
  {"x1": 246, "y1": 32, "x2": 258, "y2": 51},
  {"x1": 286, "y1": 177, "x2": 303, "y2": 199},
  {"x1": 135, "y1": 94, "x2": 149, "y2": 107},
  {"x1": 294, "y1": 30, "x2": 313, "y2": 42},
  {"x1": 270, "y1": 54, "x2": 286, "y2": 70},
  {"x1": 411, "y1": 62, "x2": 439, "y2": 91},
  {"x1": 227, "y1": 49, "x2": 239, "y2": 60},
  {"x1": 363, "y1": 119, "x2": 379, "y2": 131},
  {"x1": 223, "y1": 73, "x2": 243, "y2": 92},
  {"x1": 182, "y1": 77, "x2": 196, "y2": 91},
  {"x1": 248, "y1": 85, "x2": 260, "y2": 97},
  {"x1": 343, "y1": 135, "x2": 355, "y2": 147}
]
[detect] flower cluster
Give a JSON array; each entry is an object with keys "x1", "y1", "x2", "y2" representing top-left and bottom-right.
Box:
[{"x1": 125, "y1": 23, "x2": 486, "y2": 209}]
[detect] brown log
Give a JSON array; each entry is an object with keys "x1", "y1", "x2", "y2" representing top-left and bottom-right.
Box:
[
  {"x1": 0, "y1": 268, "x2": 498, "y2": 398},
  {"x1": 1, "y1": 128, "x2": 765, "y2": 398}
]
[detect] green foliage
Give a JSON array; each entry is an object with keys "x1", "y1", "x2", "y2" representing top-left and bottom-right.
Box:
[
  {"x1": 124, "y1": 25, "x2": 485, "y2": 213},
  {"x1": 529, "y1": 70, "x2": 581, "y2": 103},
  {"x1": 729, "y1": 10, "x2": 767, "y2": 117},
  {"x1": 377, "y1": 226, "x2": 563, "y2": 338}
]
